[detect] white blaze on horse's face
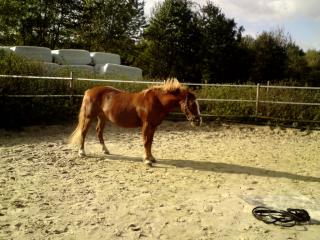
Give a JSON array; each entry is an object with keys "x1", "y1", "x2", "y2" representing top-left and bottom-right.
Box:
[
  {"x1": 183, "y1": 93, "x2": 202, "y2": 127},
  {"x1": 190, "y1": 99, "x2": 202, "y2": 126},
  {"x1": 193, "y1": 99, "x2": 202, "y2": 126}
]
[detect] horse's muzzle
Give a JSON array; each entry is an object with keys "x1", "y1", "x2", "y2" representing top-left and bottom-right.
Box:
[{"x1": 191, "y1": 116, "x2": 202, "y2": 127}]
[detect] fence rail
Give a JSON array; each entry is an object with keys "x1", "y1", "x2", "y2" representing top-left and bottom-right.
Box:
[
  {"x1": 1, "y1": 74, "x2": 320, "y2": 122},
  {"x1": 2, "y1": 74, "x2": 320, "y2": 89}
]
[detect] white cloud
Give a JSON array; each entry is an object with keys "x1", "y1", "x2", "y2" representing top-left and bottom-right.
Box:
[
  {"x1": 145, "y1": 0, "x2": 320, "y2": 21},
  {"x1": 144, "y1": 0, "x2": 164, "y2": 16},
  {"x1": 213, "y1": 0, "x2": 320, "y2": 22},
  {"x1": 295, "y1": 0, "x2": 320, "y2": 20}
]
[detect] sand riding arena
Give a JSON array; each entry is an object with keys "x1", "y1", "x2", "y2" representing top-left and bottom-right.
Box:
[{"x1": 0, "y1": 121, "x2": 320, "y2": 239}]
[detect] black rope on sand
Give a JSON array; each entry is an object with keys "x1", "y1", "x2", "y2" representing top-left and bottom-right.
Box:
[{"x1": 252, "y1": 206, "x2": 311, "y2": 227}]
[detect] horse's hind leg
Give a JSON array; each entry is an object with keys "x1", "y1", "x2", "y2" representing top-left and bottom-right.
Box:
[
  {"x1": 96, "y1": 115, "x2": 110, "y2": 154},
  {"x1": 79, "y1": 117, "x2": 92, "y2": 157}
]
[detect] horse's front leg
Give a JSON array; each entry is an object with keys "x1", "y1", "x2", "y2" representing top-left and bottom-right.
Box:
[{"x1": 142, "y1": 123, "x2": 156, "y2": 166}]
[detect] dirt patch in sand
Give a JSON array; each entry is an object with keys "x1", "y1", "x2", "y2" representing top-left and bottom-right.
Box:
[{"x1": 0, "y1": 121, "x2": 320, "y2": 240}]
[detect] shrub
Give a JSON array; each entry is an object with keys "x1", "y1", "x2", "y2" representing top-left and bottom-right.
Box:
[{"x1": 196, "y1": 83, "x2": 320, "y2": 126}]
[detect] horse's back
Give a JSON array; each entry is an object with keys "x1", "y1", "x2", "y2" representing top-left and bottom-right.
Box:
[{"x1": 84, "y1": 86, "x2": 122, "y2": 99}]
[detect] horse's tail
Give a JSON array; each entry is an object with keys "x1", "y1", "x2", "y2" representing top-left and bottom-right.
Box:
[{"x1": 69, "y1": 98, "x2": 87, "y2": 146}]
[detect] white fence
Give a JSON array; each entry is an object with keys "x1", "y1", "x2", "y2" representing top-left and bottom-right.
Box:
[{"x1": 1, "y1": 74, "x2": 320, "y2": 122}]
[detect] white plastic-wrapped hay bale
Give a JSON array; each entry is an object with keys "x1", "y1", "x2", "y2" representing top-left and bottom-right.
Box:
[
  {"x1": 52, "y1": 49, "x2": 91, "y2": 65},
  {"x1": 90, "y1": 52, "x2": 121, "y2": 65},
  {"x1": 10, "y1": 46, "x2": 52, "y2": 62},
  {"x1": 43, "y1": 63, "x2": 60, "y2": 73},
  {"x1": 95, "y1": 63, "x2": 143, "y2": 80}
]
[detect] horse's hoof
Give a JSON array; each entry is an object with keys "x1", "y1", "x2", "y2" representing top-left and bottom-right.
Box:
[
  {"x1": 78, "y1": 152, "x2": 86, "y2": 157},
  {"x1": 103, "y1": 149, "x2": 110, "y2": 155},
  {"x1": 102, "y1": 145, "x2": 110, "y2": 155},
  {"x1": 144, "y1": 160, "x2": 153, "y2": 167},
  {"x1": 144, "y1": 154, "x2": 156, "y2": 163}
]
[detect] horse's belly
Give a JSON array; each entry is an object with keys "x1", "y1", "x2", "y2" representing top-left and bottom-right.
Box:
[
  {"x1": 108, "y1": 110, "x2": 142, "y2": 128},
  {"x1": 101, "y1": 94, "x2": 141, "y2": 128}
]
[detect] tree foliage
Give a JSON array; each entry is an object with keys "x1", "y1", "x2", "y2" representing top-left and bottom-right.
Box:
[
  {"x1": 305, "y1": 50, "x2": 320, "y2": 69},
  {"x1": 0, "y1": 0, "x2": 319, "y2": 85},
  {"x1": 286, "y1": 43, "x2": 308, "y2": 81},
  {"x1": 77, "y1": 0, "x2": 145, "y2": 63},
  {"x1": 0, "y1": 0, "x2": 82, "y2": 48},
  {"x1": 249, "y1": 31, "x2": 287, "y2": 83},
  {"x1": 199, "y1": 2, "x2": 244, "y2": 83},
  {"x1": 245, "y1": 29, "x2": 318, "y2": 85},
  {"x1": 137, "y1": 0, "x2": 245, "y2": 83},
  {"x1": 305, "y1": 50, "x2": 320, "y2": 86},
  {"x1": 0, "y1": 0, "x2": 145, "y2": 64},
  {"x1": 138, "y1": 0, "x2": 201, "y2": 82}
]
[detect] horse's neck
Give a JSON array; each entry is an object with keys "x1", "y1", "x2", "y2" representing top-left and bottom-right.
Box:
[{"x1": 156, "y1": 90, "x2": 183, "y2": 112}]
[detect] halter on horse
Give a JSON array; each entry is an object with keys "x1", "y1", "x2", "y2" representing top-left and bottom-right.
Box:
[{"x1": 69, "y1": 79, "x2": 201, "y2": 166}]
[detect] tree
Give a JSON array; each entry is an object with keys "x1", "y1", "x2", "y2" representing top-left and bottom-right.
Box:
[
  {"x1": 305, "y1": 50, "x2": 320, "y2": 86},
  {"x1": 138, "y1": 0, "x2": 201, "y2": 82},
  {"x1": 199, "y1": 2, "x2": 244, "y2": 83},
  {"x1": 0, "y1": 0, "x2": 145, "y2": 63},
  {"x1": 78, "y1": 0, "x2": 146, "y2": 65},
  {"x1": 305, "y1": 50, "x2": 320, "y2": 69},
  {"x1": 0, "y1": 0, "x2": 21, "y2": 45},
  {"x1": 286, "y1": 43, "x2": 308, "y2": 81},
  {"x1": 237, "y1": 35, "x2": 256, "y2": 83},
  {"x1": 249, "y1": 31, "x2": 287, "y2": 83},
  {"x1": 0, "y1": 0, "x2": 82, "y2": 49}
]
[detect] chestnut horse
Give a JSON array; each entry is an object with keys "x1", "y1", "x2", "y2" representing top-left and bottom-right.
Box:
[{"x1": 69, "y1": 79, "x2": 202, "y2": 165}]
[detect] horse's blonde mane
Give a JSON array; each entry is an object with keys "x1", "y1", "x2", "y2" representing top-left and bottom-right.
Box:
[{"x1": 150, "y1": 78, "x2": 187, "y2": 93}]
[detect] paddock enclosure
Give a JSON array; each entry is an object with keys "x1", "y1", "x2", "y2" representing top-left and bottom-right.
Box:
[{"x1": 0, "y1": 121, "x2": 320, "y2": 240}]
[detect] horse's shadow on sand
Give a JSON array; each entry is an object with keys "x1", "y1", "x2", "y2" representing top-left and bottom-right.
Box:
[{"x1": 103, "y1": 154, "x2": 320, "y2": 183}]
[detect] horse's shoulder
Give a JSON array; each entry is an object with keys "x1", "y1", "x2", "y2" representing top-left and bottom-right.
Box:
[
  {"x1": 141, "y1": 89, "x2": 164, "y2": 110},
  {"x1": 140, "y1": 88, "x2": 156, "y2": 99}
]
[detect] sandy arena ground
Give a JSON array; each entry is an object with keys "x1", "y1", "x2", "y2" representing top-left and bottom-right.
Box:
[{"x1": 0, "y1": 121, "x2": 320, "y2": 240}]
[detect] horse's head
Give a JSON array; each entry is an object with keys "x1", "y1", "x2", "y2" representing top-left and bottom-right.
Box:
[
  {"x1": 180, "y1": 91, "x2": 202, "y2": 127},
  {"x1": 152, "y1": 79, "x2": 202, "y2": 126}
]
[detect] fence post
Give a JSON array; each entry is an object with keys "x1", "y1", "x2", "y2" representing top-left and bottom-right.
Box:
[
  {"x1": 69, "y1": 71, "x2": 74, "y2": 104},
  {"x1": 255, "y1": 83, "x2": 260, "y2": 117},
  {"x1": 266, "y1": 81, "x2": 270, "y2": 116},
  {"x1": 69, "y1": 71, "x2": 74, "y2": 90}
]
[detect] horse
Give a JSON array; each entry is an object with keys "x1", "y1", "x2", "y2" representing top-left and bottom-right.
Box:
[{"x1": 69, "y1": 79, "x2": 202, "y2": 166}]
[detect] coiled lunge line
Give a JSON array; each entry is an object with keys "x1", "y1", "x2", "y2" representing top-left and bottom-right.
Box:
[{"x1": 252, "y1": 206, "x2": 311, "y2": 227}]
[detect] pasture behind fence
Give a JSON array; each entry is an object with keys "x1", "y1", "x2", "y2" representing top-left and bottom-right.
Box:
[{"x1": 1, "y1": 73, "x2": 320, "y2": 126}]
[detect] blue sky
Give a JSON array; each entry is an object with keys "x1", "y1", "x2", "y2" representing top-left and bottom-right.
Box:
[{"x1": 144, "y1": 0, "x2": 320, "y2": 51}]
